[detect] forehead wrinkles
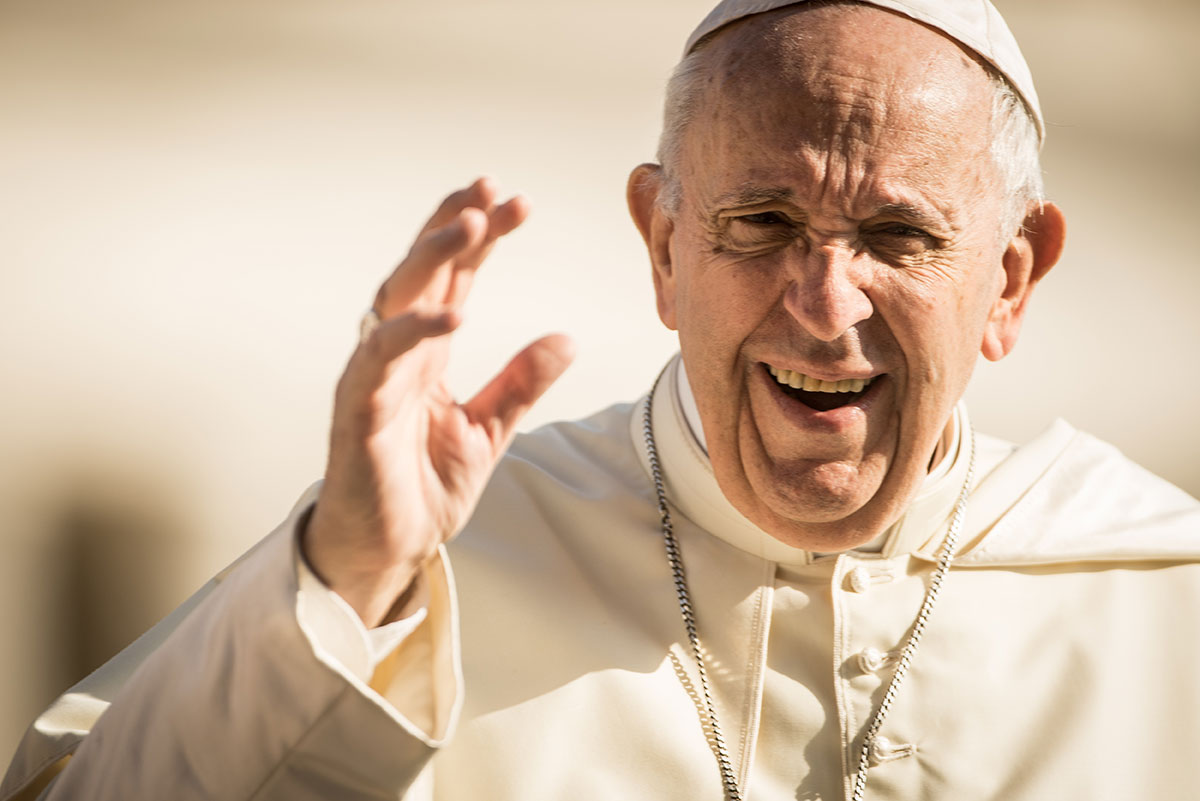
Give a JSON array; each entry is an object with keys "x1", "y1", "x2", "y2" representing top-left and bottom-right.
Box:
[
  {"x1": 685, "y1": 5, "x2": 996, "y2": 214},
  {"x1": 703, "y1": 3, "x2": 989, "y2": 111}
]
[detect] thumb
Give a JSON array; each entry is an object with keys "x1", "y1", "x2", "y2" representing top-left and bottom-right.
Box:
[{"x1": 464, "y1": 333, "x2": 575, "y2": 450}]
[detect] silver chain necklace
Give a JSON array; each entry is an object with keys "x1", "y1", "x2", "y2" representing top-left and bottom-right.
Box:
[{"x1": 640, "y1": 379, "x2": 976, "y2": 801}]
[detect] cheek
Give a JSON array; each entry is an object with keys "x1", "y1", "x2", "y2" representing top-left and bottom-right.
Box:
[
  {"x1": 677, "y1": 258, "x2": 780, "y2": 340},
  {"x1": 674, "y1": 265, "x2": 783, "y2": 423},
  {"x1": 950, "y1": 262, "x2": 1007, "y2": 356},
  {"x1": 876, "y1": 272, "x2": 991, "y2": 391}
]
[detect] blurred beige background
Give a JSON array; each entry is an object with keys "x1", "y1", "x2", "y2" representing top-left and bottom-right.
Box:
[{"x1": 1, "y1": 0, "x2": 1196, "y2": 764}]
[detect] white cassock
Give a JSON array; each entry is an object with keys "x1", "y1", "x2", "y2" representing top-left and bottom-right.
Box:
[{"x1": 4, "y1": 354, "x2": 1200, "y2": 801}]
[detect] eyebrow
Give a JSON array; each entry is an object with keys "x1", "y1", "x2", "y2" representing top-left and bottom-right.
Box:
[
  {"x1": 712, "y1": 186, "x2": 797, "y2": 207},
  {"x1": 873, "y1": 202, "x2": 946, "y2": 229}
]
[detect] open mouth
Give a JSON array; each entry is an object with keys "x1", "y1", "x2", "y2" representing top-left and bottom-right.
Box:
[{"x1": 765, "y1": 364, "x2": 877, "y2": 412}]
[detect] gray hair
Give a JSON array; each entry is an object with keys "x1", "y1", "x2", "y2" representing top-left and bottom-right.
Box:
[{"x1": 655, "y1": 41, "x2": 1044, "y2": 239}]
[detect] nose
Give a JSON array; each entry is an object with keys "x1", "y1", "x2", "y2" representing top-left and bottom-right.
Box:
[{"x1": 782, "y1": 243, "x2": 873, "y2": 341}]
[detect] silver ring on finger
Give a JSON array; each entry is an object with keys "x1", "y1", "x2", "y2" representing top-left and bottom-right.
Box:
[{"x1": 359, "y1": 308, "x2": 382, "y2": 344}]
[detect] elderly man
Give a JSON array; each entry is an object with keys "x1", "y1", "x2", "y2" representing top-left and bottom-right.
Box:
[{"x1": 4, "y1": 0, "x2": 1199, "y2": 799}]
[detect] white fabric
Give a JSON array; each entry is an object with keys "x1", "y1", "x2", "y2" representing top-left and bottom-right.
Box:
[
  {"x1": 4, "y1": 355, "x2": 1200, "y2": 800},
  {"x1": 296, "y1": 555, "x2": 428, "y2": 671},
  {"x1": 1, "y1": 486, "x2": 462, "y2": 801}
]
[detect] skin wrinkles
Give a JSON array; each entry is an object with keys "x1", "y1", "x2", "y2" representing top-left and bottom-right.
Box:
[
  {"x1": 705, "y1": 193, "x2": 961, "y2": 270},
  {"x1": 628, "y1": 3, "x2": 1065, "y2": 552}
]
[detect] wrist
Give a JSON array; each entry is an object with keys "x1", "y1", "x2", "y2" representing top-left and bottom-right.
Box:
[{"x1": 301, "y1": 505, "x2": 421, "y2": 628}]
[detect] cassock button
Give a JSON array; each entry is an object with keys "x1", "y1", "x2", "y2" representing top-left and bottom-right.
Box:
[
  {"x1": 870, "y1": 736, "x2": 916, "y2": 765},
  {"x1": 847, "y1": 566, "x2": 873, "y2": 593},
  {"x1": 857, "y1": 646, "x2": 888, "y2": 674}
]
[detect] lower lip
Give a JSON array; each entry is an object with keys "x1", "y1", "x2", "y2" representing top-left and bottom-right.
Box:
[{"x1": 757, "y1": 365, "x2": 886, "y2": 432}]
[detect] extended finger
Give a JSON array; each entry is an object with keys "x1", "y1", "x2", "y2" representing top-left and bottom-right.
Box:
[
  {"x1": 443, "y1": 194, "x2": 532, "y2": 307},
  {"x1": 376, "y1": 177, "x2": 496, "y2": 311},
  {"x1": 422, "y1": 177, "x2": 498, "y2": 234},
  {"x1": 462, "y1": 194, "x2": 530, "y2": 261},
  {"x1": 485, "y1": 194, "x2": 530, "y2": 241},
  {"x1": 377, "y1": 207, "x2": 489, "y2": 314},
  {"x1": 339, "y1": 309, "x2": 463, "y2": 420},
  {"x1": 463, "y1": 333, "x2": 575, "y2": 451}
]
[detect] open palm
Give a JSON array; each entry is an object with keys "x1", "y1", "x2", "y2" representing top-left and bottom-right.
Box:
[{"x1": 305, "y1": 178, "x2": 573, "y2": 627}]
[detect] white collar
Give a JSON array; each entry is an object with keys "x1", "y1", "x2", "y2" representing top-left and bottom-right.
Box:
[{"x1": 633, "y1": 354, "x2": 973, "y2": 566}]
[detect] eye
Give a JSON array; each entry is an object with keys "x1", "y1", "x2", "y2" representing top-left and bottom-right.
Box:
[
  {"x1": 737, "y1": 211, "x2": 790, "y2": 226},
  {"x1": 719, "y1": 209, "x2": 801, "y2": 253},
  {"x1": 877, "y1": 223, "x2": 930, "y2": 238},
  {"x1": 869, "y1": 222, "x2": 940, "y2": 256}
]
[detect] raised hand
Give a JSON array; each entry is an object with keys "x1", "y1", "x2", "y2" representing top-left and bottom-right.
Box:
[{"x1": 304, "y1": 178, "x2": 574, "y2": 627}]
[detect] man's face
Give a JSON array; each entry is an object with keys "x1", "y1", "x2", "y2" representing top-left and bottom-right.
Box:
[{"x1": 646, "y1": 7, "x2": 1024, "y2": 551}]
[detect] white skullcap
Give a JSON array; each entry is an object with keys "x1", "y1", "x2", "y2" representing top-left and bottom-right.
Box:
[{"x1": 684, "y1": 0, "x2": 1044, "y2": 141}]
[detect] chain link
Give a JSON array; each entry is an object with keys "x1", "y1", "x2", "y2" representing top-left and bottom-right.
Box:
[{"x1": 642, "y1": 386, "x2": 745, "y2": 801}]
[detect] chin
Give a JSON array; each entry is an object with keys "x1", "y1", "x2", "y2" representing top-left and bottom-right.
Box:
[
  {"x1": 757, "y1": 507, "x2": 886, "y2": 552},
  {"x1": 736, "y1": 456, "x2": 920, "y2": 552},
  {"x1": 725, "y1": 476, "x2": 875, "y2": 549}
]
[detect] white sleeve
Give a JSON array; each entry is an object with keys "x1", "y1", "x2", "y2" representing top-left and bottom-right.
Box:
[
  {"x1": 2, "y1": 485, "x2": 462, "y2": 801},
  {"x1": 295, "y1": 542, "x2": 430, "y2": 678}
]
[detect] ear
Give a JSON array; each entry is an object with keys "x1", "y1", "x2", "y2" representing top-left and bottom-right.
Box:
[
  {"x1": 981, "y1": 201, "x2": 1067, "y2": 361},
  {"x1": 627, "y1": 163, "x2": 678, "y2": 330}
]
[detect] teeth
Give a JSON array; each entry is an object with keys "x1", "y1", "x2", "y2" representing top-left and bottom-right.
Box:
[{"x1": 767, "y1": 365, "x2": 873, "y2": 393}]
